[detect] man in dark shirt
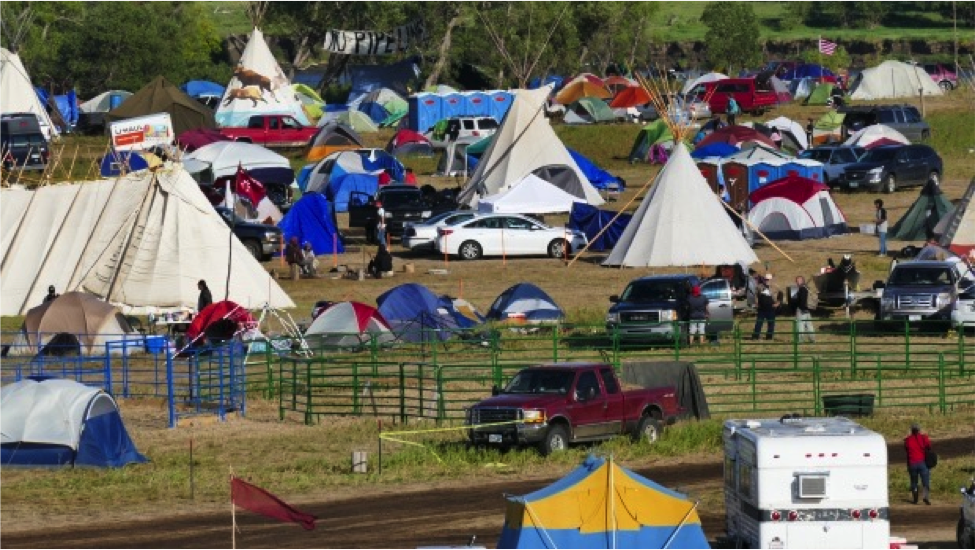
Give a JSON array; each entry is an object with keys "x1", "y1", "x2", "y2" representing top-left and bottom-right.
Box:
[
  {"x1": 43, "y1": 285, "x2": 59, "y2": 304},
  {"x1": 794, "y1": 276, "x2": 815, "y2": 343},
  {"x1": 752, "y1": 287, "x2": 777, "y2": 340},
  {"x1": 687, "y1": 286, "x2": 709, "y2": 346},
  {"x1": 874, "y1": 199, "x2": 888, "y2": 257},
  {"x1": 197, "y1": 280, "x2": 213, "y2": 312}
]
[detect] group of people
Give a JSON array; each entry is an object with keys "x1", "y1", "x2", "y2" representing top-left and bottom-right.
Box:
[
  {"x1": 747, "y1": 271, "x2": 815, "y2": 342},
  {"x1": 284, "y1": 237, "x2": 319, "y2": 277}
]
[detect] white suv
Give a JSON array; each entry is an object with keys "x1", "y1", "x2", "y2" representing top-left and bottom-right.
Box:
[{"x1": 427, "y1": 117, "x2": 499, "y2": 148}]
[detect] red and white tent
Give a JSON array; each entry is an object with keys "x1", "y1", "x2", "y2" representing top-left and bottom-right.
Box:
[
  {"x1": 748, "y1": 174, "x2": 849, "y2": 240},
  {"x1": 304, "y1": 301, "x2": 393, "y2": 347},
  {"x1": 843, "y1": 125, "x2": 910, "y2": 149}
]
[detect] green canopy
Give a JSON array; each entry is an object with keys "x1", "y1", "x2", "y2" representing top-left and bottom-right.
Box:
[
  {"x1": 804, "y1": 83, "x2": 833, "y2": 106},
  {"x1": 890, "y1": 182, "x2": 955, "y2": 241},
  {"x1": 466, "y1": 135, "x2": 493, "y2": 156},
  {"x1": 814, "y1": 111, "x2": 845, "y2": 131},
  {"x1": 572, "y1": 97, "x2": 616, "y2": 123}
]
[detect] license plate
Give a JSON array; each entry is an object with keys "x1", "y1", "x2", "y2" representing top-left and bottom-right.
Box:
[
  {"x1": 488, "y1": 434, "x2": 502, "y2": 443},
  {"x1": 908, "y1": 315, "x2": 921, "y2": 321}
]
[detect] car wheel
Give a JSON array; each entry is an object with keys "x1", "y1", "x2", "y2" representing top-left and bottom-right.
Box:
[
  {"x1": 547, "y1": 238, "x2": 569, "y2": 259},
  {"x1": 939, "y1": 80, "x2": 953, "y2": 92},
  {"x1": 633, "y1": 414, "x2": 662, "y2": 444},
  {"x1": 458, "y1": 240, "x2": 482, "y2": 260},
  {"x1": 243, "y1": 240, "x2": 262, "y2": 261},
  {"x1": 538, "y1": 424, "x2": 569, "y2": 456},
  {"x1": 883, "y1": 174, "x2": 896, "y2": 194}
]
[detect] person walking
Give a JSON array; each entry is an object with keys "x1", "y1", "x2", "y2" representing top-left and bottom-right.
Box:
[
  {"x1": 794, "y1": 276, "x2": 816, "y2": 343},
  {"x1": 752, "y1": 287, "x2": 778, "y2": 340},
  {"x1": 874, "y1": 199, "x2": 888, "y2": 257},
  {"x1": 904, "y1": 423, "x2": 932, "y2": 505},
  {"x1": 197, "y1": 280, "x2": 212, "y2": 313},
  {"x1": 687, "y1": 285, "x2": 709, "y2": 346},
  {"x1": 375, "y1": 200, "x2": 387, "y2": 246},
  {"x1": 726, "y1": 97, "x2": 741, "y2": 126},
  {"x1": 43, "y1": 285, "x2": 59, "y2": 304}
]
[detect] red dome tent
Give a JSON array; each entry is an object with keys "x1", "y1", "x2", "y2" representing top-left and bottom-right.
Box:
[{"x1": 186, "y1": 301, "x2": 256, "y2": 344}]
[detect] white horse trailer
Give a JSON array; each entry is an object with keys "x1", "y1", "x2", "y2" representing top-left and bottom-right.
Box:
[{"x1": 723, "y1": 416, "x2": 891, "y2": 549}]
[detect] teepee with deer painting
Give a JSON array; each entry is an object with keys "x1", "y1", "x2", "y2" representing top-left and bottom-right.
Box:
[{"x1": 215, "y1": 27, "x2": 309, "y2": 127}]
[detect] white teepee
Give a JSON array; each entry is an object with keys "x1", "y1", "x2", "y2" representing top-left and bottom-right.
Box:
[
  {"x1": 603, "y1": 143, "x2": 758, "y2": 267},
  {"x1": 214, "y1": 28, "x2": 310, "y2": 127},
  {"x1": 1, "y1": 48, "x2": 58, "y2": 139},
  {"x1": 458, "y1": 86, "x2": 603, "y2": 208}
]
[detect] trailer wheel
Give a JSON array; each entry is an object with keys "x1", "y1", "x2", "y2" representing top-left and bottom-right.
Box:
[
  {"x1": 634, "y1": 414, "x2": 661, "y2": 444},
  {"x1": 538, "y1": 424, "x2": 569, "y2": 456}
]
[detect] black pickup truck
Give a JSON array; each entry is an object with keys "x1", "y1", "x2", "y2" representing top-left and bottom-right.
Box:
[
  {"x1": 215, "y1": 207, "x2": 283, "y2": 261},
  {"x1": 349, "y1": 185, "x2": 456, "y2": 243}
]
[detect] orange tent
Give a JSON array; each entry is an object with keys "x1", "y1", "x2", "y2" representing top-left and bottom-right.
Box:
[
  {"x1": 555, "y1": 80, "x2": 611, "y2": 105},
  {"x1": 609, "y1": 87, "x2": 652, "y2": 109}
]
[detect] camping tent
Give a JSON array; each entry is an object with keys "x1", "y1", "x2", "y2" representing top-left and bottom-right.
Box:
[
  {"x1": 568, "y1": 149, "x2": 624, "y2": 189},
  {"x1": 0, "y1": 167, "x2": 294, "y2": 315},
  {"x1": 487, "y1": 283, "x2": 564, "y2": 323},
  {"x1": 889, "y1": 180, "x2": 955, "y2": 241},
  {"x1": 358, "y1": 88, "x2": 408, "y2": 124},
  {"x1": 697, "y1": 126, "x2": 776, "y2": 150},
  {"x1": 305, "y1": 121, "x2": 363, "y2": 161},
  {"x1": 8, "y1": 292, "x2": 141, "y2": 356},
  {"x1": 1, "y1": 378, "x2": 147, "y2": 468},
  {"x1": 937, "y1": 179, "x2": 974, "y2": 257},
  {"x1": 304, "y1": 149, "x2": 403, "y2": 194},
  {"x1": 292, "y1": 83, "x2": 325, "y2": 121},
  {"x1": 555, "y1": 80, "x2": 610, "y2": 105},
  {"x1": 181, "y1": 80, "x2": 225, "y2": 100},
  {"x1": 176, "y1": 128, "x2": 232, "y2": 152},
  {"x1": 690, "y1": 142, "x2": 739, "y2": 159},
  {"x1": 214, "y1": 28, "x2": 309, "y2": 127},
  {"x1": 780, "y1": 64, "x2": 834, "y2": 81},
  {"x1": 326, "y1": 173, "x2": 379, "y2": 213},
  {"x1": 849, "y1": 60, "x2": 944, "y2": 100},
  {"x1": 789, "y1": 77, "x2": 816, "y2": 100},
  {"x1": 497, "y1": 455, "x2": 710, "y2": 549},
  {"x1": 277, "y1": 193, "x2": 345, "y2": 255},
  {"x1": 812, "y1": 111, "x2": 845, "y2": 145},
  {"x1": 1, "y1": 48, "x2": 59, "y2": 139},
  {"x1": 681, "y1": 72, "x2": 728, "y2": 95},
  {"x1": 335, "y1": 110, "x2": 379, "y2": 133},
  {"x1": 186, "y1": 300, "x2": 256, "y2": 344},
  {"x1": 478, "y1": 174, "x2": 584, "y2": 215},
  {"x1": 183, "y1": 141, "x2": 293, "y2": 182},
  {"x1": 804, "y1": 82, "x2": 835, "y2": 106},
  {"x1": 629, "y1": 121, "x2": 676, "y2": 163},
  {"x1": 765, "y1": 117, "x2": 809, "y2": 150},
  {"x1": 105, "y1": 76, "x2": 216, "y2": 136},
  {"x1": 304, "y1": 301, "x2": 394, "y2": 347},
  {"x1": 79, "y1": 90, "x2": 132, "y2": 115},
  {"x1": 609, "y1": 86, "x2": 651, "y2": 109},
  {"x1": 458, "y1": 86, "x2": 603, "y2": 208},
  {"x1": 843, "y1": 125, "x2": 910, "y2": 149},
  {"x1": 568, "y1": 203, "x2": 632, "y2": 252},
  {"x1": 385, "y1": 129, "x2": 433, "y2": 157},
  {"x1": 565, "y1": 98, "x2": 616, "y2": 124},
  {"x1": 747, "y1": 174, "x2": 848, "y2": 240},
  {"x1": 376, "y1": 283, "x2": 463, "y2": 343},
  {"x1": 98, "y1": 151, "x2": 162, "y2": 177},
  {"x1": 604, "y1": 144, "x2": 758, "y2": 267}
]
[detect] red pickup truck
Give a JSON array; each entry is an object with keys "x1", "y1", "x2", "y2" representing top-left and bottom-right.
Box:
[
  {"x1": 218, "y1": 114, "x2": 318, "y2": 148},
  {"x1": 466, "y1": 363, "x2": 683, "y2": 455},
  {"x1": 697, "y1": 78, "x2": 779, "y2": 115}
]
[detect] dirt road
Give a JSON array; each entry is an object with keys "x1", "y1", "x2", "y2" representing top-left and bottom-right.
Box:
[{"x1": 3, "y1": 437, "x2": 969, "y2": 549}]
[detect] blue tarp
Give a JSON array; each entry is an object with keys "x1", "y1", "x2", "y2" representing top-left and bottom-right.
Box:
[
  {"x1": 691, "y1": 142, "x2": 739, "y2": 159},
  {"x1": 277, "y1": 193, "x2": 345, "y2": 255},
  {"x1": 528, "y1": 75, "x2": 564, "y2": 90},
  {"x1": 377, "y1": 283, "x2": 462, "y2": 342},
  {"x1": 297, "y1": 164, "x2": 316, "y2": 192},
  {"x1": 347, "y1": 58, "x2": 420, "y2": 104},
  {"x1": 181, "y1": 80, "x2": 226, "y2": 98},
  {"x1": 780, "y1": 64, "x2": 835, "y2": 81},
  {"x1": 35, "y1": 88, "x2": 79, "y2": 128},
  {"x1": 99, "y1": 151, "x2": 152, "y2": 176},
  {"x1": 567, "y1": 148, "x2": 624, "y2": 190},
  {"x1": 327, "y1": 173, "x2": 379, "y2": 212},
  {"x1": 487, "y1": 283, "x2": 564, "y2": 323},
  {"x1": 569, "y1": 203, "x2": 632, "y2": 252}
]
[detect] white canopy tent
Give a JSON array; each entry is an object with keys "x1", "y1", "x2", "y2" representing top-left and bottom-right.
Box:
[
  {"x1": 477, "y1": 174, "x2": 584, "y2": 215},
  {"x1": 79, "y1": 90, "x2": 133, "y2": 114},
  {"x1": 603, "y1": 143, "x2": 758, "y2": 267},
  {"x1": 182, "y1": 141, "x2": 292, "y2": 180},
  {"x1": 0, "y1": 166, "x2": 294, "y2": 315},
  {"x1": 1, "y1": 48, "x2": 58, "y2": 139}
]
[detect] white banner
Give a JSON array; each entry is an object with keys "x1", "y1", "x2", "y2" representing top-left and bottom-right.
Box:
[{"x1": 323, "y1": 21, "x2": 426, "y2": 56}]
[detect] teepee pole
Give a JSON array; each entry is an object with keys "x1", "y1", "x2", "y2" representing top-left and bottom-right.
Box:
[
  {"x1": 721, "y1": 200, "x2": 795, "y2": 263},
  {"x1": 566, "y1": 171, "x2": 655, "y2": 268}
]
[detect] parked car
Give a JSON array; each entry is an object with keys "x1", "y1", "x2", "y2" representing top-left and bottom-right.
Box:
[
  {"x1": 798, "y1": 145, "x2": 866, "y2": 187},
  {"x1": 466, "y1": 363, "x2": 683, "y2": 455},
  {"x1": 838, "y1": 105, "x2": 931, "y2": 142},
  {"x1": 878, "y1": 260, "x2": 974, "y2": 330},
  {"x1": 921, "y1": 63, "x2": 958, "y2": 91},
  {"x1": 218, "y1": 114, "x2": 318, "y2": 148},
  {"x1": 214, "y1": 206, "x2": 283, "y2": 261},
  {"x1": 606, "y1": 275, "x2": 734, "y2": 341},
  {"x1": 426, "y1": 116, "x2": 499, "y2": 148},
  {"x1": 1, "y1": 113, "x2": 49, "y2": 171},
  {"x1": 348, "y1": 185, "x2": 457, "y2": 243},
  {"x1": 435, "y1": 213, "x2": 587, "y2": 260},
  {"x1": 402, "y1": 210, "x2": 477, "y2": 253},
  {"x1": 840, "y1": 144, "x2": 942, "y2": 193},
  {"x1": 637, "y1": 94, "x2": 712, "y2": 122},
  {"x1": 694, "y1": 78, "x2": 779, "y2": 115}
]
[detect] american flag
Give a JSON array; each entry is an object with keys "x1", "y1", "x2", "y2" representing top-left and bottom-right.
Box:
[{"x1": 819, "y1": 38, "x2": 838, "y2": 56}]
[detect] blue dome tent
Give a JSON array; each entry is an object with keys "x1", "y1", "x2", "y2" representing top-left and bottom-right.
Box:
[
  {"x1": 691, "y1": 143, "x2": 739, "y2": 159},
  {"x1": 487, "y1": 283, "x2": 564, "y2": 323},
  {"x1": 180, "y1": 80, "x2": 226, "y2": 99},
  {"x1": 377, "y1": 284, "x2": 464, "y2": 343}
]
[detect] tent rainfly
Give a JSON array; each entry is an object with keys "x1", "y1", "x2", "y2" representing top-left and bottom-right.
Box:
[
  {"x1": 458, "y1": 86, "x2": 603, "y2": 208},
  {"x1": 1, "y1": 48, "x2": 59, "y2": 139},
  {"x1": 889, "y1": 180, "x2": 955, "y2": 242},
  {"x1": 0, "y1": 166, "x2": 294, "y2": 315},
  {"x1": 604, "y1": 144, "x2": 758, "y2": 267},
  {"x1": 937, "y1": 178, "x2": 975, "y2": 257}
]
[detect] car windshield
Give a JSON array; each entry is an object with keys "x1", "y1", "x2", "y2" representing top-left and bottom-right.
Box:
[
  {"x1": 620, "y1": 280, "x2": 683, "y2": 302},
  {"x1": 380, "y1": 190, "x2": 424, "y2": 208},
  {"x1": 861, "y1": 148, "x2": 899, "y2": 163},
  {"x1": 503, "y1": 369, "x2": 574, "y2": 394},
  {"x1": 889, "y1": 267, "x2": 953, "y2": 286},
  {"x1": 799, "y1": 149, "x2": 832, "y2": 163}
]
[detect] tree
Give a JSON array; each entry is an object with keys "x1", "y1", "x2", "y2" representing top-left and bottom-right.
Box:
[
  {"x1": 570, "y1": 3, "x2": 659, "y2": 74},
  {"x1": 797, "y1": 45, "x2": 851, "y2": 74},
  {"x1": 700, "y1": 3, "x2": 762, "y2": 73}
]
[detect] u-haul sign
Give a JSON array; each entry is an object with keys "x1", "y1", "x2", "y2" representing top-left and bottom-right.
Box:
[{"x1": 110, "y1": 113, "x2": 174, "y2": 152}]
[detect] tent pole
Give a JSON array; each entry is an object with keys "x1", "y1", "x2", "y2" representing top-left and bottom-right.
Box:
[
  {"x1": 662, "y1": 500, "x2": 700, "y2": 549},
  {"x1": 609, "y1": 456, "x2": 617, "y2": 550},
  {"x1": 721, "y1": 200, "x2": 795, "y2": 263}
]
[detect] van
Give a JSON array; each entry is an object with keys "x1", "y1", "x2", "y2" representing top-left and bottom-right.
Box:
[
  {"x1": 693, "y1": 78, "x2": 779, "y2": 116},
  {"x1": 1, "y1": 113, "x2": 49, "y2": 171}
]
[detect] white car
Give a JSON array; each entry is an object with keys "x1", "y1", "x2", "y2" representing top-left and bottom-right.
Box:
[
  {"x1": 435, "y1": 214, "x2": 588, "y2": 260},
  {"x1": 402, "y1": 210, "x2": 478, "y2": 253}
]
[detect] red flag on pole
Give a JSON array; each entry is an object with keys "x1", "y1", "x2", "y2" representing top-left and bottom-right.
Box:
[
  {"x1": 230, "y1": 476, "x2": 317, "y2": 530},
  {"x1": 234, "y1": 165, "x2": 267, "y2": 208}
]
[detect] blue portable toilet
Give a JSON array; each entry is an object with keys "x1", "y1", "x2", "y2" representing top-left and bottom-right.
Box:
[
  {"x1": 747, "y1": 158, "x2": 789, "y2": 193},
  {"x1": 109, "y1": 92, "x2": 126, "y2": 110},
  {"x1": 277, "y1": 193, "x2": 345, "y2": 255},
  {"x1": 464, "y1": 91, "x2": 491, "y2": 117},
  {"x1": 409, "y1": 93, "x2": 443, "y2": 132},
  {"x1": 488, "y1": 91, "x2": 514, "y2": 122},
  {"x1": 441, "y1": 93, "x2": 466, "y2": 119},
  {"x1": 782, "y1": 158, "x2": 826, "y2": 184}
]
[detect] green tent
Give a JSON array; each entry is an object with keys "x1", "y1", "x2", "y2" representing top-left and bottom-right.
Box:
[
  {"x1": 890, "y1": 181, "x2": 955, "y2": 241},
  {"x1": 466, "y1": 135, "x2": 493, "y2": 156},
  {"x1": 628, "y1": 120, "x2": 675, "y2": 162},
  {"x1": 105, "y1": 75, "x2": 215, "y2": 135},
  {"x1": 804, "y1": 83, "x2": 834, "y2": 106},
  {"x1": 336, "y1": 110, "x2": 378, "y2": 133},
  {"x1": 814, "y1": 111, "x2": 845, "y2": 131},
  {"x1": 380, "y1": 109, "x2": 408, "y2": 128},
  {"x1": 292, "y1": 84, "x2": 324, "y2": 104},
  {"x1": 571, "y1": 97, "x2": 616, "y2": 123}
]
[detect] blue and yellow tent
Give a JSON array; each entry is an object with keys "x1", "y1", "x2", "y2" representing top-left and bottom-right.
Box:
[{"x1": 498, "y1": 456, "x2": 710, "y2": 549}]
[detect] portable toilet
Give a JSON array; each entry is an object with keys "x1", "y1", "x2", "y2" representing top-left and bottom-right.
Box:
[
  {"x1": 441, "y1": 92, "x2": 466, "y2": 120},
  {"x1": 488, "y1": 90, "x2": 514, "y2": 122},
  {"x1": 748, "y1": 157, "x2": 789, "y2": 193},
  {"x1": 109, "y1": 92, "x2": 126, "y2": 110},
  {"x1": 783, "y1": 158, "x2": 826, "y2": 183},
  {"x1": 721, "y1": 160, "x2": 751, "y2": 209},
  {"x1": 465, "y1": 91, "x2": 491, "y2": 117},
  {"x1": 408, "y1": 93, "x2": 443, "y2": 132},
  {"x1": 696, "y1": 158, "x2": 722, "y2": 195}
]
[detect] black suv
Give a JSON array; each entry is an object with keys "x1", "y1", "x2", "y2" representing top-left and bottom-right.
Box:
[
  {"x1": 348, "y1": 185, "x2": 457, "y2": 243},
  {"x1": 840, "y1": 144, "x2": 942, "y2": 193},
  {"x1": 1, "y1": 113, "x2": 49, "y2": 171},
  {"x1": 838, "y1": 104, "x2": 931, "y2": 142},
  {"x1": 215, "y1": 207, "x2": 283, "y2": 261}
]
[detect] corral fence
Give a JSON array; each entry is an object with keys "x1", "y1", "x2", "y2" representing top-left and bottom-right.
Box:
[{"x1": 276, "y1": 319, "x2": 973, "y2": 425}]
